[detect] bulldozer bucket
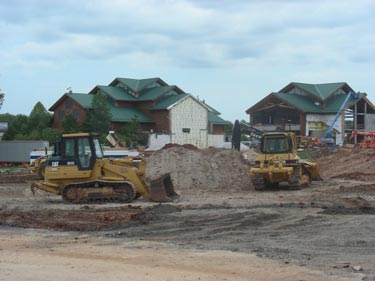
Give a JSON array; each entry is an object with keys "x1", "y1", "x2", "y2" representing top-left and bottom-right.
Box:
[
  {"x1": 149, "y1": 173, "x2": 179, "y2": 202},
  {"x1": 302, "y1": 161, "x2": 323, "y2": 181}
]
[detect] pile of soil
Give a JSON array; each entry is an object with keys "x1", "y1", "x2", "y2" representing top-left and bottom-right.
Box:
[
  {"x1": 146, "y1": 147, "x2": 254, "y2": 191},
  {"x1": 317, "y1": 148, "x2": 375, "y2": 180}
]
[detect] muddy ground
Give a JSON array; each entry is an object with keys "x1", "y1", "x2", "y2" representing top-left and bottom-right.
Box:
[{"x1": 0, "y1": 147, "x2": 375, "y2": 280}]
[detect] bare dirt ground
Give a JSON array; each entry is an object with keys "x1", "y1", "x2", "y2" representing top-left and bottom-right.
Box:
[{"x1": 0, "y1": 147, "x2": 375, "y2": 280}]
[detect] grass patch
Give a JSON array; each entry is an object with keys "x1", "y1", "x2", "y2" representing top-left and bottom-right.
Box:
[{"x1": 297, "y1": 150, "x2": 313, "y2": 160}]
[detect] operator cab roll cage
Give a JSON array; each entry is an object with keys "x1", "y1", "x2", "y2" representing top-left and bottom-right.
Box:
[{"x1": 51, "y1": 134, "x2": 104, "y2": 171}]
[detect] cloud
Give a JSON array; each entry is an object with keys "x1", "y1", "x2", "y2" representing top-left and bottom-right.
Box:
[
  {"x1": 1, "y1": 0, "x2": 373, "y2": 70},
  {"x1": 0, "y1": 0, "x2": 374, "y2": 122}
]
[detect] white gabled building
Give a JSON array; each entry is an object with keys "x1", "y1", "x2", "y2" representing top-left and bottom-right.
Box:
[{"x1": 149, "y1": 94, "x2": 228, "y2": 149}]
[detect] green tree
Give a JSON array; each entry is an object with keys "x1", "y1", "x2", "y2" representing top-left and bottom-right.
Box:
[
  {"x1": 232, "y1": 120, "x2": 241, "y2": 151},
  {"x1": 41, "y1": 127, "x2": 60, "y2": 144},
  {"x1": 83, "y1": 93, "x2": 112, "y2": 135},
  {"x1": 0, "y1": 113, "x2": 13, "y2": 124},
  {"x1": 62, "y1": 114, "x2": 80, "y2": 133},
  {"x1": 28, "y1": 102, "x2": 52, "y2": 133},
  {"x1": 0, "y1": 102, "x2": 53, "y2": 141},
  {"x1": 1, "y1": 114, "x2": 29, "y2": 140},
  {"x1": 118, "y1": 118, "x2": 147, "y2": 147}
]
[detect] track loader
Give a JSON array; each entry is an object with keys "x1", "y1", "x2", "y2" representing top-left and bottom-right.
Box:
[
  {"x1": 31, "y1": 133, "x2": 178, "y2": 203},
  {"x1": 250, "y1": 132, "x2": 322, "y2": 190}
]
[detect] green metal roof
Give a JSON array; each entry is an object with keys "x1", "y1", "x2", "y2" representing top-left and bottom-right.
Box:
[
  {"x1": 283, "y1": 82, "x2": 350, "y2": 101},
  {"x1": 148, "y1": 93, "x2": 189, "y2": 110},
  {"x1": 274, "y1": 92, "x2": 365, "y2": 113},
  {"x1": 208, "y1": 111, "x2": 229, "y2": 125},
  {"x1": 138, "y1": 86, "x2": 177, "y2": 101},
  {"x1": 97, "y1": 86, "x2": 136, "y2": 101},
  {"x1": 68, "y1": 93, "x2": 153, "y2": 123},
  {"x1": 108, "y1": 102, "x2": 154, "y2": 123},
  {"x1": 95, "y1": 85, "x2": 179, "y2": 102},
  {"x1": 55, "y1": 78, "x2": 227, "y2": 125},
  {"x1": 68, "y1": 93, "x2": 93, "y2": 108}
]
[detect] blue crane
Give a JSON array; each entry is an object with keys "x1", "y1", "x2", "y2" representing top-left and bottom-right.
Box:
[{"x1": 322, "y1": 91, "x2": 360, "y2": 144}]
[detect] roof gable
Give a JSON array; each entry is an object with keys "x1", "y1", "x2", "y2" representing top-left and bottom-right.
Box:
[
  {"x1": 109, "y1": 77, "x2": 167, "y2": 93},
  {"x1": 97, "y1": 78, "x2": 186, "y2": 101},
  {"x1": 246, "y1": 89, "x2": 366, "y2": 115},
  {"x1": 154, "y1": 94, "x2": 228, "y2": 124},
  {"x1": 273, "y1": 91, "x2": 366, "y2": 113},
  {"x1": 280, "y1": 82, "x2": 354, "y2": 101},
  {"x1": 69, "y1": 93, "x2": 93, "y2": 108},
  {"x1": 49, "y1": 93, "x2": 92, "y2": 111},
  {"x1": 149, "y1": 94, "x2": 227, "y2": 124}
]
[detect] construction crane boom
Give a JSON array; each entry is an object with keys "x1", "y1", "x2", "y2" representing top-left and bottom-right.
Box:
[{"x1": 322, "y1": 91, "x2": 360, "y2": 144}]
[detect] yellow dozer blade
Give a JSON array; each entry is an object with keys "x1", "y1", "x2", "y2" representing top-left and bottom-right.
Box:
[
  {"x1": 149, "y1": 173, "x2": 179, "y2": 202},
  {"x1": 301, "y1": 161, "x2": 323, "y2": 181}
]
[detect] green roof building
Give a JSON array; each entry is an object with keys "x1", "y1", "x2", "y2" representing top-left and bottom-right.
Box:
[
  {"x1": 50, "y1": 77, "x2": 229, "y2": 149},
  {"x1": 246, "y1": 82, "x2": 375, "y2": 146}
]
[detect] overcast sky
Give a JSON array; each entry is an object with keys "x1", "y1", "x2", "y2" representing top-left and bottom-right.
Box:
[{"x1": 0, "y1": 0, "x2": 374, "y2": 122}]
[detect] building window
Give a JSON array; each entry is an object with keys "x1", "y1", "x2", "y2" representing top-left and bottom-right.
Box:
[{"x1": 182, "y1": 128, "x2": 190, "y2": 133}]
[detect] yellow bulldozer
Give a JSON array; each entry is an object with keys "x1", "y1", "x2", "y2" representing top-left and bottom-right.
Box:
[
  {"x1": 250, "y1": 132, "x2": 322, "y2": 190},
  {"x1": 31, "y1": 133, "x2": 177, "y2": 203}
]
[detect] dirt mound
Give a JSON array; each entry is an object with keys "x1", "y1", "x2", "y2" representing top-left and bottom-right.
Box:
[
  {"x1": 317, "y1": 148, "x2": 375, "y2": 179},
  {"x1": 146, "y1": 147, "x2": 253, "y2": 191}
]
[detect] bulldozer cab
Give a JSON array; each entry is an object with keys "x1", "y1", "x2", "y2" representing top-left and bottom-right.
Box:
[
  {"x1": 50, "y1": 133, "x2": 103, "y2": 171},
  {"x1": 260, "y1": 133, "x2": 295, "y2": 154}
]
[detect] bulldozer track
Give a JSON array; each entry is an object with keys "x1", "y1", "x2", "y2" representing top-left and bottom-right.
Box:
[
  {"x1": 288, "y1": 165, "x2": 302, "y2": 190},
  {"x1": 62, "y1": 181, "x2": 136, "y2": 204},
  {"x1": 251, "y1": 174, "x2": 265, "y2": 191}
]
